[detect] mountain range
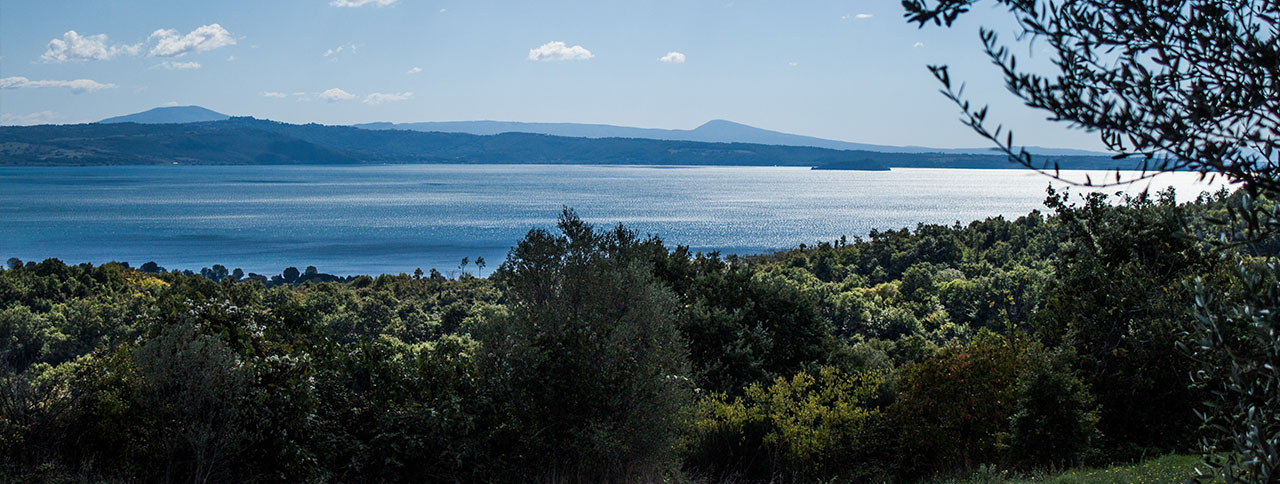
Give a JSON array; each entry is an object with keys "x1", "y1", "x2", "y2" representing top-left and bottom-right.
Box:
[
  {"x1": 1, "y1": 114, "x2": 1129, "y2": 171},
  {"x1": 89, "y1": 106, "x2": 1103, "y2": 156},
  {"x1": 356, "y1": 119, "x2": 1104, "y2": 157}
]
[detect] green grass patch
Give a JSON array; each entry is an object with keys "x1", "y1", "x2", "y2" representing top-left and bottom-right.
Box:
[{"x1": 931, "y1": 454, "x2": 1214, "y2": 484}]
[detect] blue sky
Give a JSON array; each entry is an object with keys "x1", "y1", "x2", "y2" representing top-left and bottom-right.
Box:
[{"x1": 0, "y1": 0, "x2": 1104, "y2": 150}]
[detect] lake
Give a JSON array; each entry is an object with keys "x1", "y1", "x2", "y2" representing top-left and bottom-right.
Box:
[{"x1": 0, "y1": 164, "x2": 1229, "y2": 276}]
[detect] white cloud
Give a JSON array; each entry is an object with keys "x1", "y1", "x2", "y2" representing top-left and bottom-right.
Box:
[
  {"x1": 658, "y1": 51, "x2": 686, "y2": 64},
  {"x1": 148, "y1": 24, "x2": 235, "y2": 57},
  {"x1": 0, "y1": 110, "x2": 57, "y2": 126},
  {"x1": 330, "y1": 0, "x2": 396, "y2": 7},
  {"x1": 363, "y1": 92, "x2": 413, "y2": 104},
  {"x1": 227, "y1": 55, "x2": 238, "y2": 61},
  {"x1": 154, "y1": 60, "x2": 202, "y2": 70},
  {"x1": 319, "y1": 87, "x2": 356, "y2": 102},
  {"x1": 41, "y1": 31, "x2": 140, "y2": 62},
  {"x1": 855, "y1": 13, "x2": 873, "y2": 18},
  {"x1": 162, "y1": 101, "x2": 180, "y2": 107},
  {"x1": 0, "y1": 76, "x2": 116, "y2": 93},
  {"x1": 788, "y1": 61, "x2": 799, "y2": 67},
  {"x1": 262, "y1": 91, "x2": 287, "y2": 98},
  {"x1": 324, "y1": 43, "x2": 358, "y2": 58},
  {"x1": 407, "y1": 66, "x2": 423, "y2": 74},
  {"x1": 528, "y1": 41, "x2": 593, "y2": 61},
  {"x1": 913, "y1": 42, "x2": 926, "y2": 48}
]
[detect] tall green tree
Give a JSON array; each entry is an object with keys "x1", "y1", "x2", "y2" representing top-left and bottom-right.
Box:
[{"x1": 479, "y1": 209, "x2": 692, "y2": 483}]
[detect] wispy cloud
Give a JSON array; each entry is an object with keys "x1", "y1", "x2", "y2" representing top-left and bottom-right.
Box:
[
  {"x1": 913, "y1": 42, "x2": 925, "y2": 48},
  {"x1": 330, "y1": 0, "x2": 396, "y2": 7},
  {"x1": 41, "y1": 31, "x2": 140, "y2": 62},
  {"x1": 528, "y1": 41, "x2": 593, "y2": 61},
  {"x1": 0, "y1": 76, "x2": 116, "y2": 93},
  {"x1": 855, "y1": 13, "x2": 873, "y2": 18},
  {"x1": 153, "y1": 60, "x2": 202, "y2": 70},
  {"x1": 319, "y1": 87, "x2": 356, "y2": 102},
  {"x1": 0, "y1": 110, "x2": 57, "y2": 126},
  {"x1": 261, "y1": 91, "x2": 287, "y2": 98},
  {"x1": 658, "y1": 51, "x2": 686, "y2": 64},
  {"x1": 324, "y1": 43, "x2": 357, "y2": 58},
  {"x1": 407, "y1": 66, "x2": 423, "y2": 74},
  {"x1": 363, "y1": 92, "x2": 413, "y2": 104},
  {"x1": 148, "y1": 24, "x2": 235, "y2": 57}
]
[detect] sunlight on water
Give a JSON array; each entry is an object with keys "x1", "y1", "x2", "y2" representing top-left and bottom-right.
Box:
[{"x1": 0, "y1": 165, "x2": 1232, "y2": 275}]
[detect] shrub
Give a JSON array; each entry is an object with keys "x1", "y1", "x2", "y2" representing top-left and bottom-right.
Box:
[
  {"x1": 893, "y1": 332, "x2": 1021, "y2": 476},
  {"x1": 682, "y1": 367, "x2": 889, "y2": 483},
  {"x1": 1004, "y1": 345, "x2": 1099, "y2": 469}
]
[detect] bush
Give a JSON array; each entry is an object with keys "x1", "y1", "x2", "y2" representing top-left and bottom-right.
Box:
[
  {"x1": 682, "y1": 367, "x2": 889, "y2": 483},
  {"x1": 1004, "y1": 345, "x2": 1099, "y2": 469},
  {"x1": 893, "y1": 332, "x2": 1022, "y2": 476}
]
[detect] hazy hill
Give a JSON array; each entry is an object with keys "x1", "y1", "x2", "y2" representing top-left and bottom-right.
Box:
[
  {"x1": 94, "y1": 106, "x2": 1104, "y2": 156},
  {"x1": 98, "y1": 106, "x2": 230, "y2": 124},
  {"x1": 0, "y1": 118, "x2": 885, "y2": 168},
  {"x1": 0, "y1": 116, "x2": 1124, "y2": 169},
  {"x1": 356, "y1": 118, "x2": 1106, "y2": 157}
]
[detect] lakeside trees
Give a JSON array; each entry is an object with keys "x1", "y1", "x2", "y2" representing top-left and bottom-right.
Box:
[
  {"x1": 903, "y1": 0, "x2": 1278, "y2": 479},
  {"x1": 0, "y1": 190, "x2": 1259, "y2": 482}
]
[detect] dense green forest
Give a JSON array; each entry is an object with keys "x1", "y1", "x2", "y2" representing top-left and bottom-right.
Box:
[
  {"x1": 0, "y1": 117, "x2": 1129, "y2": 170},
  {"x1": 3, "y1": 186, "x2": 1272, "y2": 483}
]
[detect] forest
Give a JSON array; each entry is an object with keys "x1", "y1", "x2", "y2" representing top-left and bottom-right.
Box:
[{"x1": 3, "y1": 185, "x2": 1275, "y2": 483}]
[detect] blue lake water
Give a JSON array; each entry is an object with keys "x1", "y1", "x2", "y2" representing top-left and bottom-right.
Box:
[{"x1": 0, "y1": 164, "x2": 1228, "y2": 276}]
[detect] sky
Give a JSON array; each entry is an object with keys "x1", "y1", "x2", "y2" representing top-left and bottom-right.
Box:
[{"x1": 0, "y1": 0, "x2": 1106, "y2": 150}]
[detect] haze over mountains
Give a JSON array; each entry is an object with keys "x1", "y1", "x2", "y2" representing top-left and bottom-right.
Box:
[{"x1": 89, "y1": 106, "x2": 1103, "y2": 156}]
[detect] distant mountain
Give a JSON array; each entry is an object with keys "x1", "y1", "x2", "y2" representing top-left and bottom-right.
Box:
[
  {"x1": 0, "y1": 117, "x2": 1129, "y2": 170},
  {"x1": 0, "y1": 118, "x2": 881, "y2": 168},
  {"x1": 356, "y1": 119, "x2": 1107, "y2": 157},
  {"x1": 98, "y1": 106, "x2": 230, "y2": 124}
]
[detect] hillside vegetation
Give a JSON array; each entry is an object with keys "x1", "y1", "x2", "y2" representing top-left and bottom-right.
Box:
[{"x1": 1, "y1": 187, "x2": 1270, "y2": 482}]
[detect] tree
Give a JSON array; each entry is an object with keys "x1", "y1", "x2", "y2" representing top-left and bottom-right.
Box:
[
  {"x1": 902, "y1": 0, "x2": 1278, "y2": 478},
  {"x1": 902, "y1": 0, "x2": 1277, "y2": 194},
  {"x1": 5, "y1": 258, "x2": 20, "y2": 271},
  {"x1": 1186, "y1": 257, "x2": 1280, "y2": 482},
  {"x1": 479, "y1": 209, "x2": 691, "y2": 482},
  {"x1": 282, "y1": 267, "x2": 300, "y2": 283},
  {"x1": 459, "y1": 257, "x2": 469, "y2": 277},
  {"x1": 1034, "y1": 188, "x2": 1208, "y2": 453},
  {"x1": 475, "y1": 256, "x2": 486, "y2": 277}
]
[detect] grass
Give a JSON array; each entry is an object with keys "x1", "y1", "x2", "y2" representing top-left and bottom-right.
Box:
[{"x1": 930, "y1": 454, "x2": 1217, "y2": 484}]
